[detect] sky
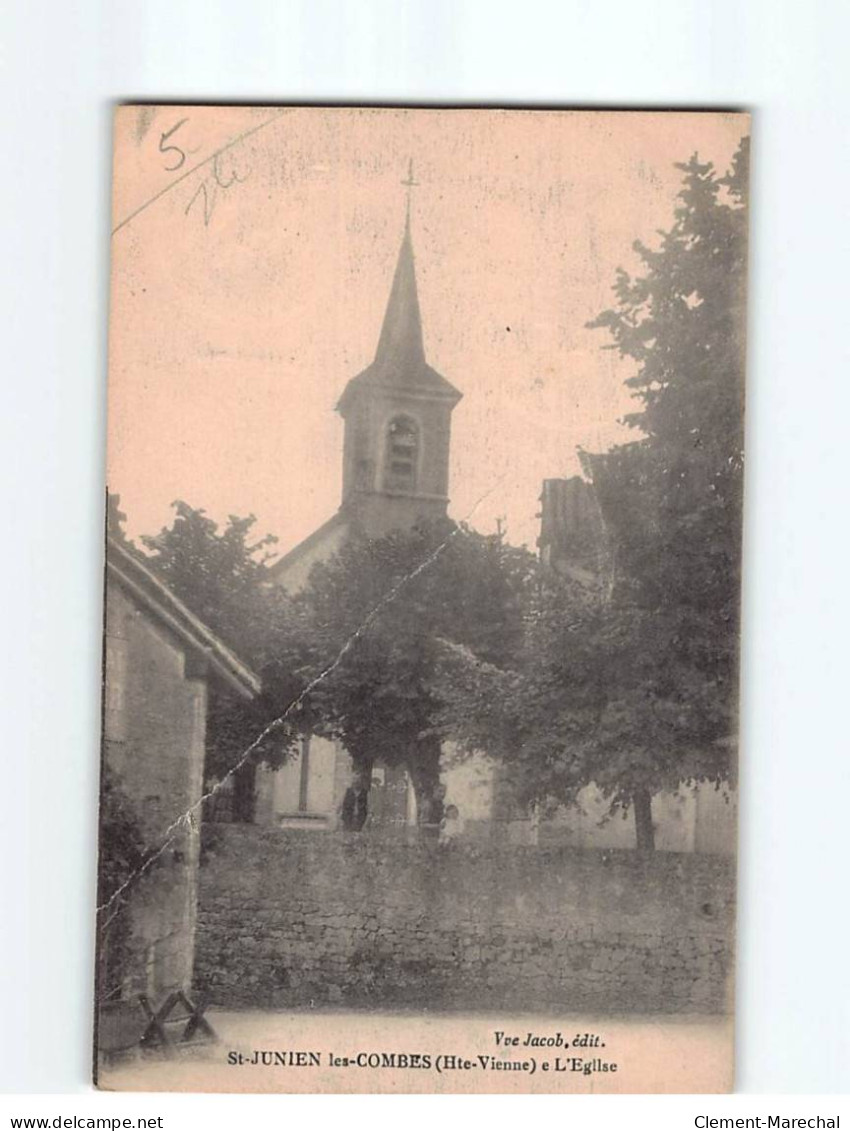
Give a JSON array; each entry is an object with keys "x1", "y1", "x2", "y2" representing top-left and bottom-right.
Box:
[{"x1": 107, "y1": 107, "x2": 746, "y2": 557}]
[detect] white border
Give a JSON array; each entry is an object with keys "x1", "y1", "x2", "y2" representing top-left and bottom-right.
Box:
[{"x1": 2, "y1": 0, "x2": 848, "y2": 1103}]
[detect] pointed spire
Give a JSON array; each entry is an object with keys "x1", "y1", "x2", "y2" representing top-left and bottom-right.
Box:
[
  {"x1": 337, "y1": 168, "x2": 461, "y2": 418},
  {"x1": 373, "y1": 204, "x2": 426, "y2": 378},
  {"x1": 402, "y1": 157, "x2": 417, "y2": 226}
]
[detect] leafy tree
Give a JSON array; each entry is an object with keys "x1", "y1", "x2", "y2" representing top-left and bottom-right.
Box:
[
  {"x1": 105, "y1": 492, "x2": 131, "y2": 547},
  {"x1": 582, "y1": 137, "x2": 748, "y2": 844},
  {"x1": 140, "y1": 500, "x2": 282, "y2": 665},
  {"x1": 586, "y1": 138, "x2": 747, "y2": 653},
  {"x1": 435, "y1": 139, "x2": 748, "y2": 850},
  {"x1": 433, "y1": 573, "x2": 591, "y2": 803},
  {"x1": 138, "y1": 501, "x2": 304, "y2": 814},
  {"x1": 296, "y1": 518, "x2": 535, "y2": 829}
]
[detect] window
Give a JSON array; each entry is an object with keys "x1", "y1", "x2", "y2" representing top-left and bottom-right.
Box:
[{"x1": 383, "y1": 415, "x2": 419, "y2": 492}]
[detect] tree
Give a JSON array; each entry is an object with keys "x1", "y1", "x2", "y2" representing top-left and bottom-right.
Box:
[
  {"x1": 138, "y1": 501, "x2": 304, "y2": 816},
  {"x1": 105, "y1": 492, "x2": 131, "y2": 547},
  {"x1": 296, "y1": 518, "x2": 535, "y2": 829},
  {"x1": 586, "y1": 138, "x2": 747, "y2": 665},
  {"x1": 435, "y1": 138, "x2": 749, "y2": 850},
  {"x1": 434, "y1": 570, "x2": 669, "y2": 843},
  {"x1": 140, "y1": 500, "x2": 282, "y2": 665},
  {"x1": 582, "y1": 137, "x2": 748, "y2": 842}
]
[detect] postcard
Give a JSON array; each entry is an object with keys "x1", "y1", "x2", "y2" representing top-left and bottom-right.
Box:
[{"x1": 96, "y1": 105, "x2": 748, "y2": 1092}]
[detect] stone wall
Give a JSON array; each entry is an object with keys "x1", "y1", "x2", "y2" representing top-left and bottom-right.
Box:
[{"x1": 195, "y1": 826, "x2": 735, "y2": 1015}]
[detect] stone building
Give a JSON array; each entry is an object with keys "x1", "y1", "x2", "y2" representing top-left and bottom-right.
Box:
[
  {"x1": 100, "y1": 536, "x2": 260, "y2": 999},
  {"x1": 538, "y1": 476, "x2": 611, "y2": 584}
]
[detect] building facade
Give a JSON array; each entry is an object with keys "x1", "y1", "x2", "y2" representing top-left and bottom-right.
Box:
[{"x1": 100, "y1": 538, "x2": 260, "y2": 1000}]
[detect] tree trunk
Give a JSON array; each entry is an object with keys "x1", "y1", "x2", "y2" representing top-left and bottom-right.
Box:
[
  {"x1": 405, "y1": 737, "x2": 444, "y2": 827},
  {"x1": 232, "y1": 762, "x2": 256, "y2": 823},
  {"x1": 341, "y1": 756, "x2": 373, "y2": 831},
  {"x1": 633, "y1": 787, "x2": 655, "y2": 852}
]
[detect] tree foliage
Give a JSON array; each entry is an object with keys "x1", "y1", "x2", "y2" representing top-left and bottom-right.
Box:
[
  {"x1": 435, "y1": 138, "x2": 749, "y2": 849},
  {"x1": 584, "y1": 138, "x2": 748, "y2": 751},
  {"x1": 294, "y1": 518, "x2": 536, "y2": 825},
  {"x1": 586, "y1": 140, "x2": 748, "y2": 675},
  {"x1": 139, "y1": 500, "x2": 284, "y2": 666},
  {"x1": 132, "y1": 500, "x2": 304, "y2": 799}
]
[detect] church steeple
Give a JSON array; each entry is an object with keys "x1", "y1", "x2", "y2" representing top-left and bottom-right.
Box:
[
  {"x1": 336, "y1": 198, "x2": 462, "y2": 538},
  {"x1": 372, "y1": 213, "x2": 426, "y2": 379}
]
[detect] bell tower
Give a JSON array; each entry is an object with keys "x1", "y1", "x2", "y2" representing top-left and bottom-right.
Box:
[{"x1": 336, "y1": 196, "x2": 462, "y2": 539}]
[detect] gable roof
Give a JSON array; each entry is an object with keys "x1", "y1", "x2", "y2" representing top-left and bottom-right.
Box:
[
  {"x1": 105, "y1": 537, "x2": 262, "y2": 700},
  {"x1": 265, "y1": 510, "x2": 348, "y2": 585}
]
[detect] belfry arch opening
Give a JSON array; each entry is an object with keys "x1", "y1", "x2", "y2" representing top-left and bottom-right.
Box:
[{"x1": 383, "y1": 415, "x2": 419, "y2": 493}]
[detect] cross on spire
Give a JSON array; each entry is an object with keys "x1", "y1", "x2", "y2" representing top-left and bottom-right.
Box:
[
  {"x1": 401, "y1": 158, "x2": 418, "y2": 189},
  {"x1": 401, "y1": 159, "x2": 418, "y2": 222}
]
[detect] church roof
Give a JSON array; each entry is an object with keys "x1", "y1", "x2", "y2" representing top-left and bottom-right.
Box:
[
  {"x1": 337, "y1": 213, "x2": 461, "y2": 414},
  {"x1": 375, "y1": 210, "x2": 425, "y2": 375},
  {"x1": 266, "y1": 510, "x2": 349, "y2": 587}
]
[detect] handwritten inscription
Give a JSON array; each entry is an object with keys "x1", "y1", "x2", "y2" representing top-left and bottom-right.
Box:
[
  {"x1": 184, "y1": 151, "x2": 251, "y2": 227},
  {"x1": 114, "y1": 109, "x2": 283, "y2": 236},
  {"x1": 158, "y1": 118, "x2": 197, "y2": 171},
  {"x1": 155, "y1": 116, "x2": 251, "y2": 228}
]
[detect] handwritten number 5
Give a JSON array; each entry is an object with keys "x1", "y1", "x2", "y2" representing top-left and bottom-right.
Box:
[{"x1": 159, "y1": 119, "x2": 192, "y2": 172}]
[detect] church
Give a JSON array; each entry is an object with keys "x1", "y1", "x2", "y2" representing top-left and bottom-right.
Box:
[
  {"x1": 268, "y1": 206, "x2": 461, "y2": 586},
  {"x1": 251, "y1": 203, "x2": 735, "y2": 854},
  {"x1": 253, "y1": 205, "x2": 494, "y2": 833}
]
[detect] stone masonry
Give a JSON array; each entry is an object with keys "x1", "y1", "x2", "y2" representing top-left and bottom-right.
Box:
[{"x1": 195, "y1": 826, "x2": 734, "y2": 1015}]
